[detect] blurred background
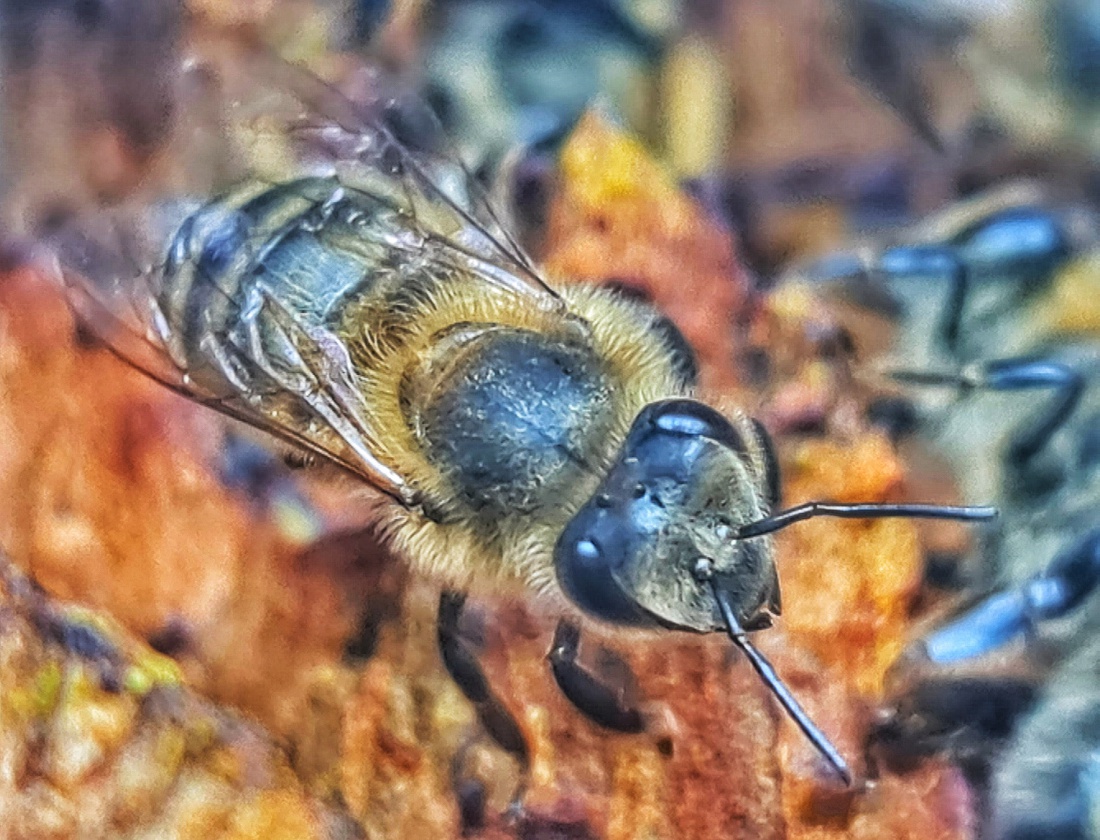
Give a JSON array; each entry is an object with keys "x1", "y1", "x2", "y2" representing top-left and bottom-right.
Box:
[{"x1": 1, "y1": 1, "x2": 1099, "y2": 839}]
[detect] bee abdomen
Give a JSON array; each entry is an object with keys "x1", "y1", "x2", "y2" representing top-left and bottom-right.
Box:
[{"x1": 158, "y1": 177, "x2": 406, "y2": 384}]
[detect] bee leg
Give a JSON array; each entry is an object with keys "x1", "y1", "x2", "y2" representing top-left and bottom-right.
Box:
[
  {"x1": 915, "y1": 529, "x2": 1100, "y2": 667},
  {"x1": 875, "y1": 245, "x2": 968, "y2": 353},
  {"x1": 808, "y1": 245, "x2": 967, "y2": 353},
  {"x1": 891, "y1": 357, "x2": 1083, "y2": 464},
  {"x1": 884, "y1": 204, "x2": 1072, "y2": 353},
  {"x1": 976, "y1": 359, "x2": 1083, "y2": 465},
  {"x1": 547, "y1": 620, "x2": 645, "y2": 733},
  {"x1": 877, "y1": 531, "x2": 1100, "y2": 767},
  {"x1": 437, "y1": 591, "x2": 530, "y2": 803}
]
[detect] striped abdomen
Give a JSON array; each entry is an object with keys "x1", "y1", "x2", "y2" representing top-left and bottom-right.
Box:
[{"x1": 156, "y1": 176, "x2": 411, "y2": 389}]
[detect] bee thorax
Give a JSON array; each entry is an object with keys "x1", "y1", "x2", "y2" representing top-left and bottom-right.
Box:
[{"x1": 405, "y1": 324, "x2": 615, "y2": 524}]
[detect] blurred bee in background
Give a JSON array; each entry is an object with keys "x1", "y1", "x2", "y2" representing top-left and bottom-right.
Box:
[
  {"x1": 989, "y1": 634, "x2": 1100, "y2": 840},
  {"x1": 4, "y1": 7, "x2": 1004, "y2": 804},
  {"x1": 418, "y1": 0, "x2": 668, "y2": 157},
  {"x1": 341, "y1": 0, "x2": 676, "y2": 267},
  {"x1": 840, "y1": 0, "x2": 1100, "y2": 163},
  {"x1": 838, "y1": 0, "x2": 974, "y2": 152},
  {"x1": 794, "y1": 187, "x2": 1100, "y2": 837}
]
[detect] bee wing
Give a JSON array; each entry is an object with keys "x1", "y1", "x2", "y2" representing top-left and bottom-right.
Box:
[
  {"x1": 31, "y1": 52, "x2": 562, "y2": 510},
  {"x1": 48, "y1": 216, "x2": 416, "y2": 506},
  {"x1": 237, "y1": 56, "x2": 563, "y2": 308}
]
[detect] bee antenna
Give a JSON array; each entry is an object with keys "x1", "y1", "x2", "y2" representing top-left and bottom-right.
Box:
[
  {"x1": 694, "y1": 560, "x2": 852, "y2": 785},
  {"x1": 736, "y1": 502, "x2": 997, "y2": 540}
]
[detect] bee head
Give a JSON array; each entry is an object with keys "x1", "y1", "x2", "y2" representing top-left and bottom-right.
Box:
[
  {"x1": 554, "y1": 399, "x2": 780, "y2": 632},
  {"x1": 555, "y1": 400, "x2": 994, "y2": 785}
]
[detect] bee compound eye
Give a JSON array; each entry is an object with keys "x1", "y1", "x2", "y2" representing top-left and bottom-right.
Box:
[{"x1": 555, "y1": 515, "x2": 653, "y2": 628}]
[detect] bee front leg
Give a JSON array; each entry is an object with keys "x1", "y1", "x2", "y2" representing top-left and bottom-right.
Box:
[
  {"x1": 437, "y1": 591, "x2": 530, "y2": 789},
  {"x1": 548, "y1": 620, "x2": 645, "y2": 733}
]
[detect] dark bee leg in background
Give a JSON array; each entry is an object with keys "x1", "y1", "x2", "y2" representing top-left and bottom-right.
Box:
[
  {"x1": 437, "y1": 591, "x2": 530, "y2": 795},
  {"x1": 877, "y1": 245, "x2": 968, "y2": 353},
  {"x1": 876, "y1": 529, "x2": 1100, "y2": 769},
  {"x1": 915, "y1": 529, "x2": 1100, "y2": 665},
  {"x1": 938, "y1": 256, "x2": 968, "y2": 354},
  {"x1": 548, "y1": 620, "x2": 645, "y2": 733},
  {"x1": 891, "y1": 358, "x2": 1084, "y2": 464},
  {"x1": 869, "y1": 205, "x2": 1072, "y2": 355},
  {"x1": 890, "y1": 205, "x2": 1072, "y2": 350}
]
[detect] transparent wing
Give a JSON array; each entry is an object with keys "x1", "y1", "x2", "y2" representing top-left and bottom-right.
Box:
[
  {"x1": 21, "y1": 47, "x2": 577, "y2": 509},
  {"x1": 45, "y1": 214, "x2": 417, "y2": 507},
  {"x1": 230, "y1": 53, "x2": 563, "y2": 307}
]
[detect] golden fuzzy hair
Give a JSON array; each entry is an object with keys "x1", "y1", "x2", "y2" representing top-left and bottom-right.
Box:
[{"x1": 350, "y1": 281, "x2": 693, "y2": 604}]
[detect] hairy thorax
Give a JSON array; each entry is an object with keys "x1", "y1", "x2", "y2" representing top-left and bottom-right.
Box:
[
  {"x1": 404, "y1": 321, "x2": 616, "y2": 525},
  {"x1": 355, "y1": 282, "x2": 690, "y2": 599}
]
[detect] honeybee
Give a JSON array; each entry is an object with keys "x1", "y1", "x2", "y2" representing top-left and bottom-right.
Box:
[{"x1": 32, "y1": 47, "x2": 996, "y2": 791}]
